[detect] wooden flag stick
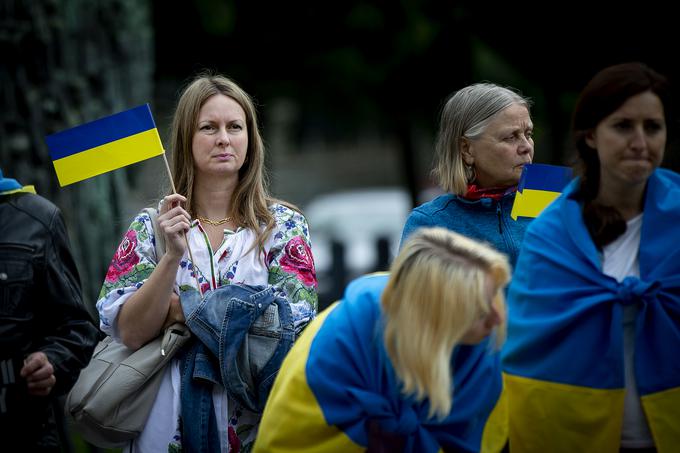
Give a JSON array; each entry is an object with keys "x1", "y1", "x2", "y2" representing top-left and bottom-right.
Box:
[{"x1": 162, "y1": 152, "x2": 203, "y2": 295}]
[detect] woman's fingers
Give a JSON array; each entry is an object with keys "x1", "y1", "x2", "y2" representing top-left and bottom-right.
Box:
[
  {"x1": 161, "y1": 214, "x2": 191, "y2": 234},
  {"x1": 158, "y1": 194, "x2": 191, "y2": 233},
  {"x1": 159, "y1": 209, "x2": 191, "y2": 258},
  {"x1": 157, "y1": 194, "x2": 191, "y2": 258},
  {"x1": 160, "y1": 194, "x2": 188, "y2": 215},
  {"x1": 159, "y1": 206, "x2": 191, "y2": 223}
]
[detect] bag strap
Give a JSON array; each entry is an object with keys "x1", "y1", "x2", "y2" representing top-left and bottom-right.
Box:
[{"x1": 142, "y1": 207, "x2": 166, "y2": 262}]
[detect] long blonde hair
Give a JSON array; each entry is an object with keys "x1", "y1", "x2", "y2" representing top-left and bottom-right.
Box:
[
  {"x1": 382, "y1": 227, "x2": 510, "y2": 419},
  {"x1": 170, "y1": 72, "x2": 287, "y2": 255}
]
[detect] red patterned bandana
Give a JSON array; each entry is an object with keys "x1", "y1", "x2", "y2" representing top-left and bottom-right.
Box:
[{"x1": 463, "y1": 184, "x2": 517, "y2": 201}]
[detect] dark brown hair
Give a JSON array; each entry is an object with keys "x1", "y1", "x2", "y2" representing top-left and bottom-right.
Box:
[{"x1": 572, "y1": 62, "x2": 671, "y2": 248}]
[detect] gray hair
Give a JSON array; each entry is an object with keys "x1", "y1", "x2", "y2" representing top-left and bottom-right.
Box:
[{"x1": 433, "y1": 83, "x2": 531, "y2": 195}]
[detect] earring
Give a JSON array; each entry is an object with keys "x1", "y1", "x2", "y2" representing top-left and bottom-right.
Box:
[{"x1": 465, "y1": 163, "x2": 476, "y2": 183}]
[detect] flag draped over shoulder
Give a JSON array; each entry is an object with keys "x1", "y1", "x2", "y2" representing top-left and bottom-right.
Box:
[
  {"x1": 503, "y1": 169, "x2": 680, "y2": 453},
  {"x1": 510, "y1": 163, "x2": 572, "y2": 220},
  {"x1": 255, "y1": 273, "x2": 508, "y2": 453},
  {"x1": 45, "y1": 104, "x2": 163, "y2": 186}
]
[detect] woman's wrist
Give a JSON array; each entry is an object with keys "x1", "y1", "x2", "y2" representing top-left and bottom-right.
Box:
[{"x1": 161, "y1": 248, "x2": 184, "y2": 263}]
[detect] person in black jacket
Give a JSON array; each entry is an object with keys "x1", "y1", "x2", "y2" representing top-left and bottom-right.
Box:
[{"x1": 0, "y1": 169, "x2": 99, "y2": 451}]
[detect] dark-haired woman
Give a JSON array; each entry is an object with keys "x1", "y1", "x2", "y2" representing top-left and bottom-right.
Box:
[{"x1": 503, "y1": 62, "x2": 680, "y2": 453}]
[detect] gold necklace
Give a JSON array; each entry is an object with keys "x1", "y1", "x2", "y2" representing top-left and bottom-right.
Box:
[{"x1": 196, "y1": 215, "x2": 233, "y2": 226}]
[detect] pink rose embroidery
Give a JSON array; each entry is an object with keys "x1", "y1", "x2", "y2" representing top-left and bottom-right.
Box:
[
  {"x1": 279, "y1": 236, "x2": 317, "y2": 288},
  {"x1": 105, "y1": 230, "x2": 141, "y2": 282}
]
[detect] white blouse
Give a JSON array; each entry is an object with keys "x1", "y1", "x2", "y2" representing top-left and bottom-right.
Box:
[{"x1": 97, "y1": 203, "x2": 318, "y2": 452}]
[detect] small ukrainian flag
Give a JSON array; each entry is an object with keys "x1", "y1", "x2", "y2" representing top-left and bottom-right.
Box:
[
  {"x1": 510, "y1": 163, "x2": 572, "y2": 220},
  {"x1": 46, "y1": 104, "x2": 164, "y2": 186}
]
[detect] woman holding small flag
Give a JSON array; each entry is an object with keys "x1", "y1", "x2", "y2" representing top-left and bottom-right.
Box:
[
  {"x1": 96, "y1": 73, "x2": 318, "y2": 452},
  {"x1": 503, "y1": 62, "x2": 680, "y2": 452},
  {"x1": 254, "y1": 227, "x2": 511, "y2": 452}
]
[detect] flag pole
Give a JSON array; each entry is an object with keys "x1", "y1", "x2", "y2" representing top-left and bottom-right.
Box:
[{"x1": 162, "y1": 151, "x2": 203, "y2": 295}]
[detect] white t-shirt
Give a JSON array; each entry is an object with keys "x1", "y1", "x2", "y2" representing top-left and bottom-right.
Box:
[{"x1": 601, "y1": 213, "x2": 654, "y2": 449}]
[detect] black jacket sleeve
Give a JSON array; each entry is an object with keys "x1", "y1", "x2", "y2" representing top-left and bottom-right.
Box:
[{"x1": 35, "y1": 205, "x2": 99, "y2": 396}]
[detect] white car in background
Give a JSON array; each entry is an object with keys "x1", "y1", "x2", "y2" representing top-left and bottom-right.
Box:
[{"x1": 304, "y1": 188, "x2": 412, "y2": 307}]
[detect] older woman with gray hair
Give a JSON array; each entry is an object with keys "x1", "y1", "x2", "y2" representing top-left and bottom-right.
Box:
[
  {"x1": 401, "y1": 82, "x2": 534, "y2": 268},
  {"x1": 399, "y1": 83, "x2": 534, "y2": 452}
]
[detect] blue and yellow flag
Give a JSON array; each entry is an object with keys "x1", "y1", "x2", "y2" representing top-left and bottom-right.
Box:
[
  {"x1": 510, "y1": 163, "x2": 572, "y2": 220},
  {"x1": 256, "y1": 274, "x2": 508, "y2": 453},
  {"x1": 45, "y1": 104, "x2": 163, "y2": 186}
]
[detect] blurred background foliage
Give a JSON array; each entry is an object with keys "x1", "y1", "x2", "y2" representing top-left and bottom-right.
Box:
[
  {"x1": 4, "y1": 0, "x2": 680, "y2": 331},
  {"x1": 2, "y1": 2, "x2": 680, "y2": 449}
]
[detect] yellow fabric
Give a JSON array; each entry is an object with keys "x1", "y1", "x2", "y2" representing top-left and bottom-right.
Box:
[
  {"x1": 52, "y1": 128, "x2": 163, "y2": 186},
  {"x1": 0, "y1": 185, "x2": 36, "y2": 196},
  {"x1": 641, "y1": 386, "x2": 680, "y2": 452},
  {"x1": 254, "y1": 303, "x2": 364, "y2": 453},
  {"x1": 510, "y1": 188, "x2": 561, "y2": 220},
  {"x1": 480, "y1": 377, "x2": 508, "y2": 453},
  {"x1": 505, "y1": 373, "x2": 625, "y2": 453}
]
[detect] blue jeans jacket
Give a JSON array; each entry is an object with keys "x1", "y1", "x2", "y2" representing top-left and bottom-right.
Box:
[{"x1": 178, "y1": 284, "x2": 295, "y2": 452}]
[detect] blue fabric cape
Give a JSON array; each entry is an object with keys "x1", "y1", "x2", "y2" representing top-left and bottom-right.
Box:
[
  {"x1": 504, "y1": 168, "x2": 680, "y2": 393},
  {"x1": 305, "y1": 274, "x2": 504, "y2": 453}
]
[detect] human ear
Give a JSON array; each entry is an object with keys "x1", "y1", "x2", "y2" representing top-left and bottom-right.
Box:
[
  {"x1": 459, "y1": 137, "x2": 474, "y2": 165},
  {"x1": 585, "y1": 130, "x2": 597, "y2": 149}
]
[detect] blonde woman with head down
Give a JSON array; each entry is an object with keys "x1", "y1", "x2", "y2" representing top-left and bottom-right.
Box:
[{"x1": 255, "y1": 227, "x2": 510, "y2": 453}]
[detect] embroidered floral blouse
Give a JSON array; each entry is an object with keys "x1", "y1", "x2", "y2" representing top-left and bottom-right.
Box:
[{"x1": 96, "y1": 203, "x2": 318, "y2": 453}]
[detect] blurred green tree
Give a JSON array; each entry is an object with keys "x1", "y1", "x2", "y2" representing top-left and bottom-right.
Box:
[{"x1": 0, "y1": 0, "x2": 155, "y2": 315}]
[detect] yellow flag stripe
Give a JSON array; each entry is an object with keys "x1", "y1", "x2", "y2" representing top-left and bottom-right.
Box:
[
  {"x1": 505, "y1": 373, "x2": 625, "y2": 452},
  {"x1": 641, "y1": 386, "x2": 680, "y2": 452},
  {"x1": 481, "y1": 377, "x2": 509, "y2": 453},
  {"x1": 510, "y1": 189, "x2": 561, "y2": 220},
  {"x1": 0, "y1": 185, "x2": 37, "y2": 196},
  {"x1": 52, "y1": 128, "x2": 163, "y2": 186}
]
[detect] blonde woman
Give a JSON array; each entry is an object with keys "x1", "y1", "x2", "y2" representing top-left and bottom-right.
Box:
[
  {"x1": 96, "y1": 73, "x2": 317, "y2": 452},
  {"x1": 254, "y1": 227, "x2": 510, "y2": 453}
]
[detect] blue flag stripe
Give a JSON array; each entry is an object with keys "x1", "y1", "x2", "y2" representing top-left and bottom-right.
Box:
[
  {"x1": 46, "y1": 104, "x2": 157, "y2": 160},
  {"x1": 518, "y1": 164, "x2": 573, "y2": 193}
]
